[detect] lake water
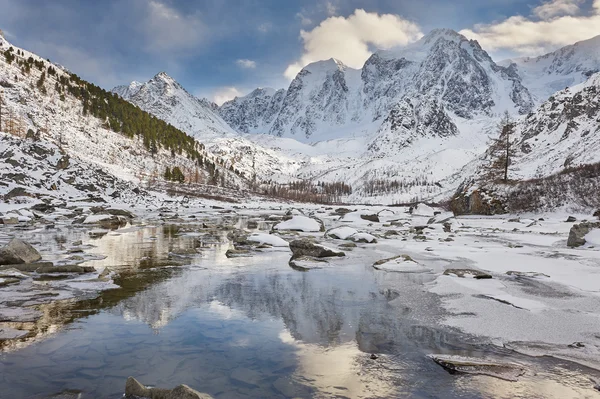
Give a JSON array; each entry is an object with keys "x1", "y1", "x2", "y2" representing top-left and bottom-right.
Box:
[{"x1": 0, "y1": 223, "x2": 598, "y2": 398}]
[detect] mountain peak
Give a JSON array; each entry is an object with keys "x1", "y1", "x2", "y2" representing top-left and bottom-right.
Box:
[
  {"x1": 421, "y1": 28, "x2": 466, "y2": 44},
  {"x1": 153, "y1": 71, "x2": 176, "y2": 83},
  {"x1": 301, "y1": 58, "x2": 347, "y2": 75}
]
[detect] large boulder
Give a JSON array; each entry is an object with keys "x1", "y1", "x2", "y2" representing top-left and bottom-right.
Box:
[
  {"x1": 125, "y1": 377, "x2": 213, "y2": 399},
  {"x1": 0, "y1": 239, "x2": 42, "y2": 265},
  {"x1": 567, "y1": 222, "x2": 600, "y2": 247},
  {"x1": 289, "y1": 239, "x2": 345, "y2": 258}
]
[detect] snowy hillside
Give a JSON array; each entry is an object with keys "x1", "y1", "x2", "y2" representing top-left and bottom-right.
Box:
[
  {"x1": 502, "y1": 34, "x2": 600, "y2": 104},
  {"x1": 506, "y1": 72, "x2": 600, "y2": 179},
  {"x1": 112, "y1": 72, "x2": 236, "y2": 140},
  {"x1": 112, "y1": 73, "x2": 304, "y2": 184},
  {"x1": 0, "y1": 34, "x2": 247, "y2": 200}
]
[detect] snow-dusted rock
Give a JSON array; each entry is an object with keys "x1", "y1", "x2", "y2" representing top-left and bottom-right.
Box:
[
  {"x1": 568, "y1": 222, "x2": 600, "y2": 247},
  {"x1": 289, "y1": 239, "x2": 345, "y2": 258},
  {"x1": 373, "y1": 255, "x2": 429, "y2": 273},
  {"x1": 325, "y1": 226, "x2": 358, "y2": 240},
  {"x1": 348, "y1": 232, "x2": 377, "y2": 243},
  {"x1": 274, "y1": 216, "x2": 324, "y2": 232},
  {"x1": 288, "y1": 256, "x2": 329, "y2": 270},
  {"x1": 247, "y1": 233, "x2": 289, "y2": 247}
]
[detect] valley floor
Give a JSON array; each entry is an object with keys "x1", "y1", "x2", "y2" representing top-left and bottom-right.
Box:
[{"x1": 1, "y1": 198, "x2": 600, "y2": 397}]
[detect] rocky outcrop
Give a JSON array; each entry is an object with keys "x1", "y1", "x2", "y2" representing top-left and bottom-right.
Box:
[
  {"x1": 289, "y1": 239, "x2": 345, "y2": 258},
  {"x1": 125, "y1": 377, "x2": 213, "y2": 399},
  {"x1": 450, "y1": 188, "x2": 506, "y2": 216},
  {"x1": 0, "y1": 239, "x2": 42, "y2": 265},
  {"x1": 567, "y1": 222, "x2": 600, "y2": 247}
]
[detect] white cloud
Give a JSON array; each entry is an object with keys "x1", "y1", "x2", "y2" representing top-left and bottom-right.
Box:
[
  {"x1": 460, "y1": 0, "x2": 600, "y2": 55},
  {"x1": 258, "y1": 23, "x2": 272, "y2": 33},
  {"x1": 236, "y1": 59, "x2": 257, "y2": 69},
  {"x1": 325, "y1": 1, "x2": 338, "y2": 16},
  {"x1": 533, "y1": 0, "x2": 584, "y2": 19},
  {"x1": 138, "y1": 0, "x2": 205, "y2": 53},
  {"x1": 284, "y1": 9, "x2": 422, "y2": 80},
  {"x1": 296, "y1": 12, "x2": 313, "y2": 26},
  {"x1": 212, "y1": 87, "x2": 242, "y2": 105}
]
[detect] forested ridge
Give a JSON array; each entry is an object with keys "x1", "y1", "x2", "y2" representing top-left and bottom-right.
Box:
[{"x1": 2, "y1": 44, "x2": 247, "y2": 186}]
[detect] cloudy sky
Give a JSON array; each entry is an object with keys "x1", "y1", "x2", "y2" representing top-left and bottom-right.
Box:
[{"x1": 1, "y1": 0, "x2": 600, "y2": 104}]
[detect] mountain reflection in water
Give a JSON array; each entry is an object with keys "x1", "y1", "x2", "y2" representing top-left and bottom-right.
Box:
[{"x1": 0, "y1": 224, "x2": 598, "y2": 398}]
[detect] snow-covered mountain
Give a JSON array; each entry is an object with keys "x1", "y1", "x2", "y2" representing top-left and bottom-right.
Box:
[
  {"x1": 220, "y1": 29, "x2": 534, "y2": 143},
  {"x1": 112, "y1": 72, "x2": 235, "y2": 139},
  {"x1": 101, "y1": 28, "x2": 600, "y2": 206},
  {"x1": 219, "y1": 87, "x2": 286, "y2": 135},
  {"x1": 0, "y1": 34, "x2": 247, "y2": 205},
  {"x1": 507, "y1": 72, "x2": 600, "y2": 179},
  {"x1": 501, "y1": 34, "x2": 600, "y2": 104},
  {"x1": 112, "y1": 73, "x2": 304, "y2": 183}
]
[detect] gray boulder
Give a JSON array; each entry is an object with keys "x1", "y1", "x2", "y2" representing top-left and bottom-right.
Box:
[
  {"x1": 125, "y1": 377, "x2": 213, "y2": 399},
  {"x1": 360, "y1": 214, "x2": 380, "y2": 223},
  {"x1": 289, "y1": 239, "x2": 345, "y2": 258},
  {"x1": 567, "y1": 222, "x2": 600, "y2": 247},
  {"x1": 0, "y1": 239, "x2": 42, "y2": 265},
  {"x1": 566, "y1": 216, "x2": 577, "y2": 223}
]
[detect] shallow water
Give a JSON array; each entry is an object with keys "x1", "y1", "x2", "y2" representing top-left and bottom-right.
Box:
[{"x1": 0, "y1": 223, "x2": 599, "y2": 398}]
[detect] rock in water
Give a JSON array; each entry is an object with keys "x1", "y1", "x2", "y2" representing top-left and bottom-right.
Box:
[
  {"x1": 567, "y1": 222, "x2": 600, "y2": 247},
  {"x1": 0, "y1": 239, "x2": 42, "y2": 265},
  {"x1": 289, "y1": 256, "x2": 329, "y2": 271},
  {"x1": 566, "y1": 216, "x2": 577, "y2": 222},
  {"x1": 125, "y1": 377, "x2": 214, "y2": 399},
  {"x1": 443, "y1": 269, "x2": 492, "y2": 279},
  {"x1": 428, "y1": 355, "x2": 525, "y2": 381},
  {"x1": 289, "y1": 239, "x2": 345, "y2": 258}
]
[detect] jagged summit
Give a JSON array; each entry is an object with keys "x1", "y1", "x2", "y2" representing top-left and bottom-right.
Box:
[
  {"x1": 301, "y1": 58, "x2": 348, "y2": 74},
  {"x1": 220, "y1": 24, "x2": 533, "y2": 141}
]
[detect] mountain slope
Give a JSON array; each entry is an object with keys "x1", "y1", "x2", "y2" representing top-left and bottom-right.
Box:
[
  {"x1": 220, "y1": 29, "x2": 533, "y2": 143},
  {"x1": 449, "y1": 72, "x2": 600, "y2": 213},
  {"x1": 0, "y1": 34, "x2": 246, "y2": 199},
  {"x1": 502, "y1": 34, "x2": 600, "y2": 104},
  {"x1": 113, "y1": 72, "x2": 236, "y2": 139},
  {"x1": 218, "y1": 87, "x2": 286, "y2": 134},
  {"x1": 112, "y1": 73, "x2": 305, "y2": 184}
]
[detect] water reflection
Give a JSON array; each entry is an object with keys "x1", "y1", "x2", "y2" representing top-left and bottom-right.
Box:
[{"x1": 0, "y1": 224, "x2": 599, "y2": 398}]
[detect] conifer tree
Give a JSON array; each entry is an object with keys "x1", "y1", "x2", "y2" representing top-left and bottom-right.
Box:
[{"x1": 486, "y1": 111, "x2": 515, "y2": 183}]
